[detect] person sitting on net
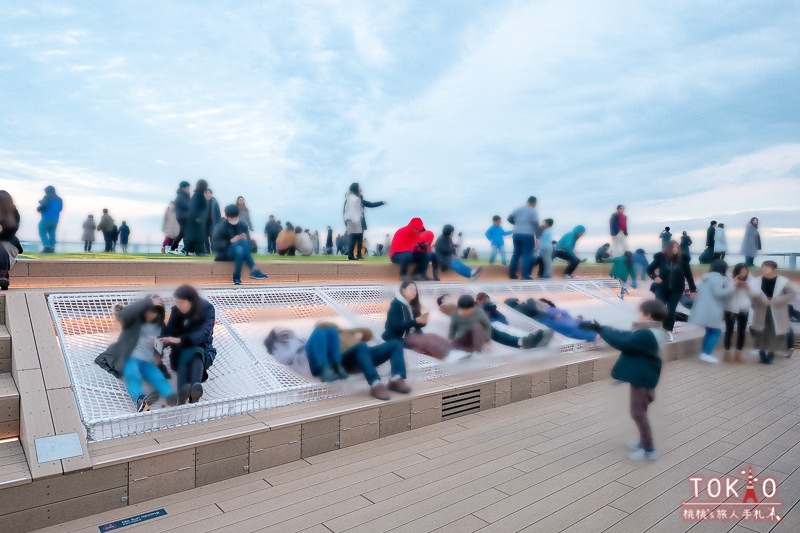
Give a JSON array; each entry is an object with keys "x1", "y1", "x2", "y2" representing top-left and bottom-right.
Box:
[
  {"x1": 505, "y1": 297, "x2": 599, "y2": 342},
  {"x1": 212, "y1": 204, "x2": 267, "y2": 285}
]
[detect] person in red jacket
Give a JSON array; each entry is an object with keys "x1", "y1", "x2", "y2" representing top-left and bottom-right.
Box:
[{"x1": 390, "y1": 218, "x2": 431, "y2": 279}]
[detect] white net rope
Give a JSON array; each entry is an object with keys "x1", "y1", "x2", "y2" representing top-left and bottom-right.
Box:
[{"x1": 48, "y1": 280, "x2": 619, "y2": 441}]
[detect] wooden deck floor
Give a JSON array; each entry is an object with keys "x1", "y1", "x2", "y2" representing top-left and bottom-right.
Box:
[{"x1": 36, "y1": 355, "x2": 800, "y2": 533}]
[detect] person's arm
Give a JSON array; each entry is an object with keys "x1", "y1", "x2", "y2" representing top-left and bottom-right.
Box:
[
  {"x1": 361, "y1": 199, "x2": 384, "y2": 209},
  {"x1": 118, "y1": 299, "x2": 151, "y2": 328},
  {"x1": 646, "y1": 256, "x2": 659, "y2": 279},
  {"x1": 597, "y1": 326, "x2": 653, "y2": 353},
  {"x1": 388, "y1": 302, "x2": 418, "y2": 333},
  {"x1": 710, "y1": 278, "x2": 735, "y2": 298},
  {"x1": 771, "y1": 282, "x2": 798, "y2": 306},
  {"x1": 485, "y1": 227, "x2": 493, "y2": 241},
  {"x1": 503, "y1": 229, "x2": 513, "y2": 236},
  {"x1": 181, "y1": 303, "x2": 215, "y2": 347}
]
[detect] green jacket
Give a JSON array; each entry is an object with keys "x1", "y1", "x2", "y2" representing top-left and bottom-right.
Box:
[
  {"x1": 600, "y1": 326, "x2": 664, "y2": 389},
  {"x1": 448, "y1": 307, "x2": 491, "y2": 341},
  {"x1": 607, "y1": 256, "x2": 633, "y2": 282}
]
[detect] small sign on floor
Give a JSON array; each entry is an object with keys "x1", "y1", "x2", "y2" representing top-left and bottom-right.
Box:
[{"x1": 98, "y1": 509, "x2": 167, "y2": 531}]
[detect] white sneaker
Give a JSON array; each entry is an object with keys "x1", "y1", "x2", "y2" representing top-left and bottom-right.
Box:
[
  {"x1": 628, "y1": 449, "x2": 657, "y2": 461},
  {"x1": 445, "y1": 350, "x2": 472, "y2": 362},
  {"x1": 167, "y1": 249, "x2": 181, "y2": 255},
  {"x1": 627, "y1": 441, "x2": 643, "y2": 450},
  {"x1": 699, "y1": 353, "x2": 720, "y2": 364},
  {"x1": 785, "y1": 348, "x2": 795, "y2": 358},
  {"x1": 666, "y1": 331, "x2": 675, "y2": 342}
]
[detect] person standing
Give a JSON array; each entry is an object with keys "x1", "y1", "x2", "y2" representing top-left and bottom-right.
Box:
[
  {"x1": 741, "y1": 217, "x2": 761, "y2": 267},
  {"x1": 485, "y1": 215, "x2": 512, "y2": 265},
  {"x1": 119, "y1": 221, "x2": 131, "y2": 253},
  {"x1": 554, "y1": 225, "x2": 586, "y2": 278},
  {"x1": 713, "y1": 223, "x2": 727, "y2": 260},
  {"x1": 169, "y1": 181, "x2": 191, "y2": 254},
  {"x1": 37, "y1": 185, "x2": 62, "y2": 253},
  {"x1": 325, "y1": 226, "x2": 334, "y2": 255},
  {"x1": 659, "y1": 227, "x2": 672, "y2": 249},
  {"x1": 97, "y1": 208, "x2": 115, "y2": 253},
  {"x1": 700, "y1": 220, "x2": 717, "y2": 264},
  {"x1": 680, "y1": 231, "x2": 692, "y2": 261},
  {"x1": 264, "y1": 215, "x2": 280, "y2": 254},
  {"x1": 646, "y1": 240, "x2": 697, "y2": 341},
  {"x1": 311, "y1": 230, "x2": 320, "y2": 255},
  {"x1": 723, "y1": 263, "x2": 752, "y2": 363},
  {"x1": 82, "y1": 214, "x2": 96, "y2": 252},
  {"x1": 185, "y1": 179, "x2": 209, "y2": 255},
  {"x1": 610, "y1": 204, "x2": 628, "y2": 256},
  {"x1": 204, "y1": 189, "x2": 221, "y2": 254},
  {"x1": 0, "y1": 191, "x2": 23, "y2": 291},
  {"x1": 507, "y1": 196, "x2": 540, "y2": 280},
  {"x1": 689, "y1": 260, "x2": 734, "y2": 363},
  {"x1": 111, "y1": 223, "x2": 120, "y2": 252},
  {"x1": 343, "y1": 183, "x2": 385, "y2": 261},
  {"x1": 749, "y1": 261, "x2": 796, "y2": 364},
  {"x1": 162, "y1": 201, "x2": 180, "y2": 253},
  {"x1": 538, "y1": 219, "x2": 555, "y2": 279},
  {"x1": 235, "y1": 196, "x2": 253, "y2": 232}
]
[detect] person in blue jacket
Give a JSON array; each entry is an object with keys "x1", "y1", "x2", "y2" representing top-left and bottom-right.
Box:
[
  {"x1": 553, "y1": 225, "x2": 586, "y2": 278},
  {"x1": 37, "y1": 185, "x2": 63, "y2": 253},
  {"x1": 504, "y1": 297, "x2": 598, "y2": 342},
  {"x1": 633, "y1": 249, "x2": 649, "y2": 281},
  {"x1": 578, "y1": 299, "x2": 668, "y2": 461},
  {"x1": 485, "y1": 216, "x2": 512, "y2": 265}
]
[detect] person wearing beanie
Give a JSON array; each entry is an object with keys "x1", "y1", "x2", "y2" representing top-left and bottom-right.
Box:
[
  {"x1": 37, "y1": 185, "x2": 63, "y2": 253},
  {"x1": 212, "y1": 204, "x2": 267, "y2": 284},
  {"x1": 507, "y1": 195, "x2": 540, "y2": 280},
  {"x1": 434, "y1": 224, "x2": 482, "y2": 281},
  {"x1": 169, "y1": 181, "x2": 192, "y2": 254}
]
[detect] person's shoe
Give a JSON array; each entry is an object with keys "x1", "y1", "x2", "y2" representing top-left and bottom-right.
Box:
[
  {"x1": 627, "y1": 441, "x2": 643, "y2": 450},
  {"x1": 666, "y1": 331, "x2": 675, "y2": 342},
  {"x1": 164, "y1": 393, "x2": 179, "y2": 407},
  {"x1": 579, "y1": 258, "x2": 588, "y2": 263},
  {"x1": 758, "y1": 350, "x2": 769, "y2": 364},
  {"x1": 333, "y1": 363, "x2": 349, "y2": 380},
  {"x1": 564, "y1": 274, "x2": 577, "y2": 279},
  {"x1": 509, "y1": 275, "x2": 519, "y2": 280},
  {"x1": 388, "y1": 378, "x2": 412, "y2": 394},
  {"x1": 167, "y1": 249, "x2": 180, "y2": 255},
  {"x1": 522, "y1": 331, "x2": 542, "y2": 349},
  {"x1": 766, "y1": 352, "x2": 775, "y2": 364},
  {"x1": 178, "y1": 384, "x2": 191, "y2": 405},
  {"x1": 233, "y1": 277, "x2": 242, "y2": 285},
  {"x1": 734, "y1": 350, "x2": 744, "y2": 363},
  {"x1": 470, "y1": 267, "x2": 484, "y2": 281},
  {"x1": 347, "y1": 255, "x2": 358, "y2": 261},
  {"x1": 356, "y1": 255, "x2": 364, "y2": 260},
  {"x1": 521, "y1": 276, "x2": 533, "y2": 281},
  {"x1": 433, "y1": 276, "x2": 441, "y2": 282},
  {"x1": 699, "y1": 353, "x2": 720, "y2": 364},
  {"x1": 537, "y1": 329, "x2": 555, "y2": 348},
  {"x1": 189, "y1": 383, "x2": 204, "y2": 403},
  {"x1": 628, "y1": 448, "x2": 657, "y2": 461},
  {"x1": 0, "y1": 272, "x2": 9, "y2": 291},
  {"x1": 723, "y1": 350, "x2": 733, "y2": 362},
  {"x1": 370, "y1": 383, "x2": 391, "y2": 401},
  {"x1": 249, "y1": 269, "x2": 268, "y2": 280},
  {"x1": 785, "y1": 348, "x2": 795, "y2": 358},
  {"x1": 319, "y1": 366, "x2": 338, "y2": 382},
  {"x1": 136, "y1": 391, "x2": 160, "y2": 412}
]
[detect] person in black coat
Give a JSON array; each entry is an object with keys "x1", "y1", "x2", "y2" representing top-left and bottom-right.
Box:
[
  {"x1": 646, "y1": 240, "x2": 697, "y2": 339},
  {"x1": 579, "y1": 299, "x2": 668, "y2": 460},
  {"x1": 184, "y1": 179, "x2": 209, "y2": 255},
  {"x1": 161, "y1": 285, "x2": 216, "y2": 404},
  {"x1": 204, "y1": 189, "x2": 222, "y2": 254},
  {"x1": 264, "y1": 215, "x2": 280, "y2": 254},
  {"x1": 325, "y1": 226, "x2": 334, "y2": 255},
  {"x1": 0, "y1": 191, "x2": 23, "y2": 290},
  {"x1": 433, "y1": 224, "x2": 482, "y2": 280},
  {"x1": 212, "y1": 205, "x2": 267, "y2": 285},
  {"x1": 170, "y1": 181, "x2": 192, "y2": 253}
]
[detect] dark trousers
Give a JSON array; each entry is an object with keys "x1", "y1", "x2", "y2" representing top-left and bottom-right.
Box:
[
  {"x1": 391, "y1": 251, "x2": 430, "y2": 278},
  {"x1": 657, "y1": 289, "x2": 683, "y2": 332},
  {"x1": 630, "y1": 386, "x2": 655, "y2": 452},
  {"x1": 745, "y1": 256, "x2": 755, "y2": 267},
  {"x1": 553, "y1": 249, "x2": 580, "y2": 276},
  {"x1": 267, "y1": 234, "x2": 278, "y2": 254},
  {"x1": 178, "y1": 353, "x2": 204, "y2": 389},
  {"x1": 451, "y1": 323, "x2": 488, "y2": 352},
  {"x1": 491, "y1": 327, "x2": 521, "y2": 348},
  {"x1": 0, "y1": 245, "x2": 10, "y2": 271},
  {"x1": 102, "y1": 231, "x2": 114, "y2": 252},
  {"x1": 342, "y1": 340, "x2": 406, "y2": 386},
  {"x1": 171, "y1": 223, "x2": 186, "y2": 251},
  {"x1": 723, "y1": 311, "x2": 748, "y2": 351},
  {"x1": 509, "y1": 234, "x2": 535, "y2": 279},
  {"x1": 348, "y1": 233, "x2": 364, "y2": 258},
  {"x1": 84, "y1": 241, "x2": 92, "y2": 252}
]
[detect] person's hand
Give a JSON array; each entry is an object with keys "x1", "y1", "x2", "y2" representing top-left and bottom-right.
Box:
[
  {"x1": 416, "y1": 314, "x2": 429, "y2": 325},
  {"x1": 578, "y1": 320, "x2": 602, "y2": 332},
  {"x1": 151, "y1": 296, "x2": 163, "y2": 307},
  {"x1": 231, "y1": 234, "x2": 243, "y2": 243},
  {"x1": 160, "y1": 336, "x2": 181, "y2": 345},
  {"x1": 654, "y1": 277, "x2": 662, "y2": 284}
]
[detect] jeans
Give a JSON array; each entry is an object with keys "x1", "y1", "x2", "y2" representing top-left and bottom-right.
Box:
[
  {"x1": 177, "y1": 352, "x2": 205, "y2": 390},
  {"x1": 123, "y1": 358, "x2": 174, "y2": 402},
  {"x1": 509, "y1": 234, "x2": 535, "y2": 279},
  {"x1": 633, "y1": 263, "x2": 647, "y2": 281},
  {"x1": 489, "y1": 244, "x2": 506, "y2": 265},
  {"x1": 267, "y1": 235, "x2": 277, "y2": 254},
  {"x1": 702, "y1": 327, "x2": 722, "y2": 355},
  {"x1": 553, "y1": 249, "x2": 580, "y2": 276},
  {"x1": 448, "y1": 258, "x2": 472, "y2": 278},
  {"x1": 538, "y1": 252, "x2": 552, "y2": 278},
  {"x1": 724, "y1": 311, "x2": 748, "y2": 351},
  {"x1": 391, "y1": 251, "x2": 430, "y2": 278},
  {"x1": 491, "y1": 327, "x2": 521, "y2": 348},
  {"x1": 745, "y1": 256, "x2": 755, "y2": 267},
  {"x1": 630, "y1": 386, "x2": 655, "y2": 452},
  {"x1": 38, "y1": 219, "x2": 58, "y2": 250},
  {"x1": 342, "y1": 340, "x2": 406, "y2": 386},
  {"x1": 304, "y1": 328, "x2": 342, "y2": 377},
  {"x1": 225, "y1": 240, "x2": 256, "y2": 279},
  {"x1": 348, "y1": 233, "x2": 364, "y2": 258}
]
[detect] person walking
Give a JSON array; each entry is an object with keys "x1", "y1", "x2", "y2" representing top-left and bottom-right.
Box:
[
  {"x1": 507, "y1": 196, "x2": 540, "y2": 280},
  {"x1": 610, "y1": 204, "x2": 628, "y2": 256},
  {"x1": 37, "y1": 185, "x2": 62, "y2": 253},
  {"x1": 485, "y1": 215, "x2": 512, "y2": 265},
  {"x1": 82, "y1": 214, "x2": 96, "y2": 252},
  {"x1": 700, "y1": 220, "x2": 717, "y2": 264},
  {"x1": 689, "y1": 260, "x2": 734, "y2": 363},
  {"x1": 119, "y1": 221, "x2": 131, "y2": 253},
  {"x1": 235, "y1": 196, "x2": 253, "y2": 232},
  {"x1": 646, "y1": 240, "x2": 697, "y2": 341},
  {"x1": 554, "y1": 225, "x2": 586, "y2": 278},
  {"x1": 204, "y1": 189, "x2": 221, "y2": 254},
  {"x1": 169, "y1": 181, "x2": 191, "y2": 254},
  {"x1": 184, "y1": 179, "x2": 209, "y2": 255},
  {"x1": 659, "y1": 227, "x2": 672, "y2": 249},
  {"x1": 0, "y1": 191, "x2": 23, "y2": 291},
  {"x1": 723, "y1": 263, "x2": 752, "y2": 363},
  {"x1": 713, "y1": 223, "x2": 727, "y2": 260},
  {"x1": 741, "y1": 217, "x2": 761, "y2": 267},
  {"x1": 162, "y1": 201, "x2": 180, "y2": 253},
  {"x1": 749, "y1": 261, "x2": 797, "y2": 364},
  {"x1": 264, "y1": 215, "x2": 280, "y2": 254},
  {"x1": 97, "y1": 208, "x2": 115, "y2": 253},
  {"x1": 680, "y1": 231, "x2": 692, "y2": 261}
]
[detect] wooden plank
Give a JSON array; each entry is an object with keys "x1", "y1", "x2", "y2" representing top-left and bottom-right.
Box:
[
  {"x1": 5, "y1": 293, "x2": 39, "y2": 375},
  {"x1": 45, "y1": 387, "x2": 92, "y2": 472},
  {"x1": 25, "y1": 294, "x2": 71, "y2": 390},
  {"x1": 13, "y1": 368, "x2": 62, "y2": 479}
]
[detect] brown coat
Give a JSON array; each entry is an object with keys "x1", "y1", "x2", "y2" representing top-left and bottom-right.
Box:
[
  {"x1": 749, "y1": 275, "x2": 797, "y2": 335},
  {"x1": 316, "y1": 322, "x2": 373, "y2": 352}
]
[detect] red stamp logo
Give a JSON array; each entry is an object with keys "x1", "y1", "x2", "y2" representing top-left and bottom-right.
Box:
[{"x1": 682, "y1": 466, "x2": 782, "y2": 522}]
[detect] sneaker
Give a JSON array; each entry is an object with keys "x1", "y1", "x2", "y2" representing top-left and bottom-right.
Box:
[
  {"x1": 666, "y1": 331, "x2": 675, "y2": 342},
  {"x1": 164, "y1": 393, "x2": 179, "y2": 407},
  {"x1": 627, "y1": 441, "x2": 643, "y2": 450},
  {"x1": 509, "y1": 275, "x2": 519, "y2": 280},
  {"x1": 470, "y1": 267, "x2": 484, "y2": 281},
  {"x1": 136, "y1": 391, "x2": 160, "y2": 412},
  {"x1": 699, "y1": 353, "x2": 720, "y2": 364},
  {"x1": 249, "y1": 269, "x2": 268, "y2": 280},
  {"x1": 178, "y1": 384, "x2": 191, "y2": 405},
  {"x1": 785, "y1": 348, "x2": 795, "y2": 358},
  {"x1": 189, "y1": 383, "x2": 204, "y2": 403},
  {"x1": 0, "y1": 277, "x2": 8, "y2": 291},
  {"x1": 521, "y1": 276, "x2": 533, "y2": 281},
  {"x1": 538, "y1": 329, "x2": 555, "y2": 348},
  {"x1": 167, "y1": 249, "x2": 182, "y2": 255},
  {"x1": 522, "y1": 331, "x2": 542, "y2": 349},
  {"x1": 333, "y1": 363, "x2": 349, "y2": 380},
  {"x1": 628, "y1": 448, "x2": 657, "y2": 461},
  {"x1": 370, "y1": 383, "x2": 391, "y2": 401},
  {"x1": 319, "y1": 366, "x2": 338, "y2": 382},
  {"x1": 564, "y1": 274, "x2": 577, "y2": 279},
  {"x1": 233, "y1": 277, "x2": 242, "y2": 285},
  {"x1": 388, "y1": 378, "x2": 412, "y2": 394},
  {"x1": 445, "y1": 350, "x2": 472, "y2": 362}
]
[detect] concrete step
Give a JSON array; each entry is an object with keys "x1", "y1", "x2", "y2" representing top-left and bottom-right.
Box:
[
  {"x1": 0, "y1": 325, "x2": 10, "y2": 373},
  {"x1": 0, "y1": 373, "x2": 19, "y2": 439}
]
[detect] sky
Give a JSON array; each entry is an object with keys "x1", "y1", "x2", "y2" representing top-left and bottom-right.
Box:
[{"x1": 1, "y1": 0, "x2": 799, "y2": 255}]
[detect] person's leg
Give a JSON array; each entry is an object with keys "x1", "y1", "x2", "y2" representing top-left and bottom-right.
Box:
[
  {"x1": 723, "y1": 312, "x2": 735, "y2": 351},
  {"x1": 662, "y1": 290, "x2": 682, "y2": 332},
  {"x1": 140, "y1": 360, "x2": 175, "y2": 399},
  {"x1": 630, "y1": 386, "x2": 655, "y2": 452},
  {"x1": 509, "y1": 234, "x2": 521, "y2": 278},
  {"x1": 498, "y1": 244, "x2": 507, "y2": 266},
  {"x1": 449, "y1": 258, "x2": 472, "y2": 279},
  {"x1": 46, "y1": 221, "x2": 57, "y2": 249},
  {"x1": 701, "y1": 327, "x2": 721, "y2": 355},
  {"x1": 342, "y1": 343, "x2": 381, "y2": 386},
  {"x1": 520, "y1": 235, "x2": 534, "y2": 279},
  {"x1": 324, "y1": 328, "x2": 342, "y2": 368},
  {"x1": 355, "y1": 233, "x2": 364, "y2": 259},
  {"x1": 452, "y1": 323, "x2": 487, "y2": 352},
  {"x1": 403, "y1": 333, "x2": 452, "y2": 360},
  {"x1": 489, "y1": 245, "x2": 498, "y2": 265},
  {"x1": 238, "y1": 240, "x2": 256, "y2": 272},
  {"x1": 347, "y1": 232, "x2": 358, "y2": 258},
  {"x1": 491, "y1": 327, "x2": 521, "y2": 348},
  {"x1": 565, "y1": 252, "x2": 580, "y2": 276},
  {"x1": 424, "y1": 252, "x2": 436, "y2": 279},
  {"x1": 122, "y1": 358, "x2": 145, "y2": 402},
  {"x1": 171, "y1": 226, "x2": 184, "y2": 251},
  {"x1": 735, "y1": 312, "x2": 748, "y2": 352},
  {"x1": 226, "y1": 242, "x2": 246, "y2": 280},
  {"x1": 304, "y1": 328, "x2": 329, "y2": 377},
  {"x1": 541, "y1": 251, "x2": 552, "y2": 278},
  {"x1": 38, "y1": 220, "x2": 48, "y2": 249},
  {"x1": 392, "y1": 252, "x2": 412, "y2": 277}
]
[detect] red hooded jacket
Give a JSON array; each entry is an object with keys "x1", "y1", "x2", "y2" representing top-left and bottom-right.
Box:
[{"x1": 390, "y1": 218, "x2": 426, "y2": 257}]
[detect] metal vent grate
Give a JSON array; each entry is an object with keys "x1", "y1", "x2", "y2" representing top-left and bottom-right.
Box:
[{"x1": 442, "y1": 388, "x2": 482, "y2": 420}]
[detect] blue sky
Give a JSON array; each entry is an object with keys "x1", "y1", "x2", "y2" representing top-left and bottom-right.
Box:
[{"x1": 1, "y1": 0, "x2": 799, "y2": 255}]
